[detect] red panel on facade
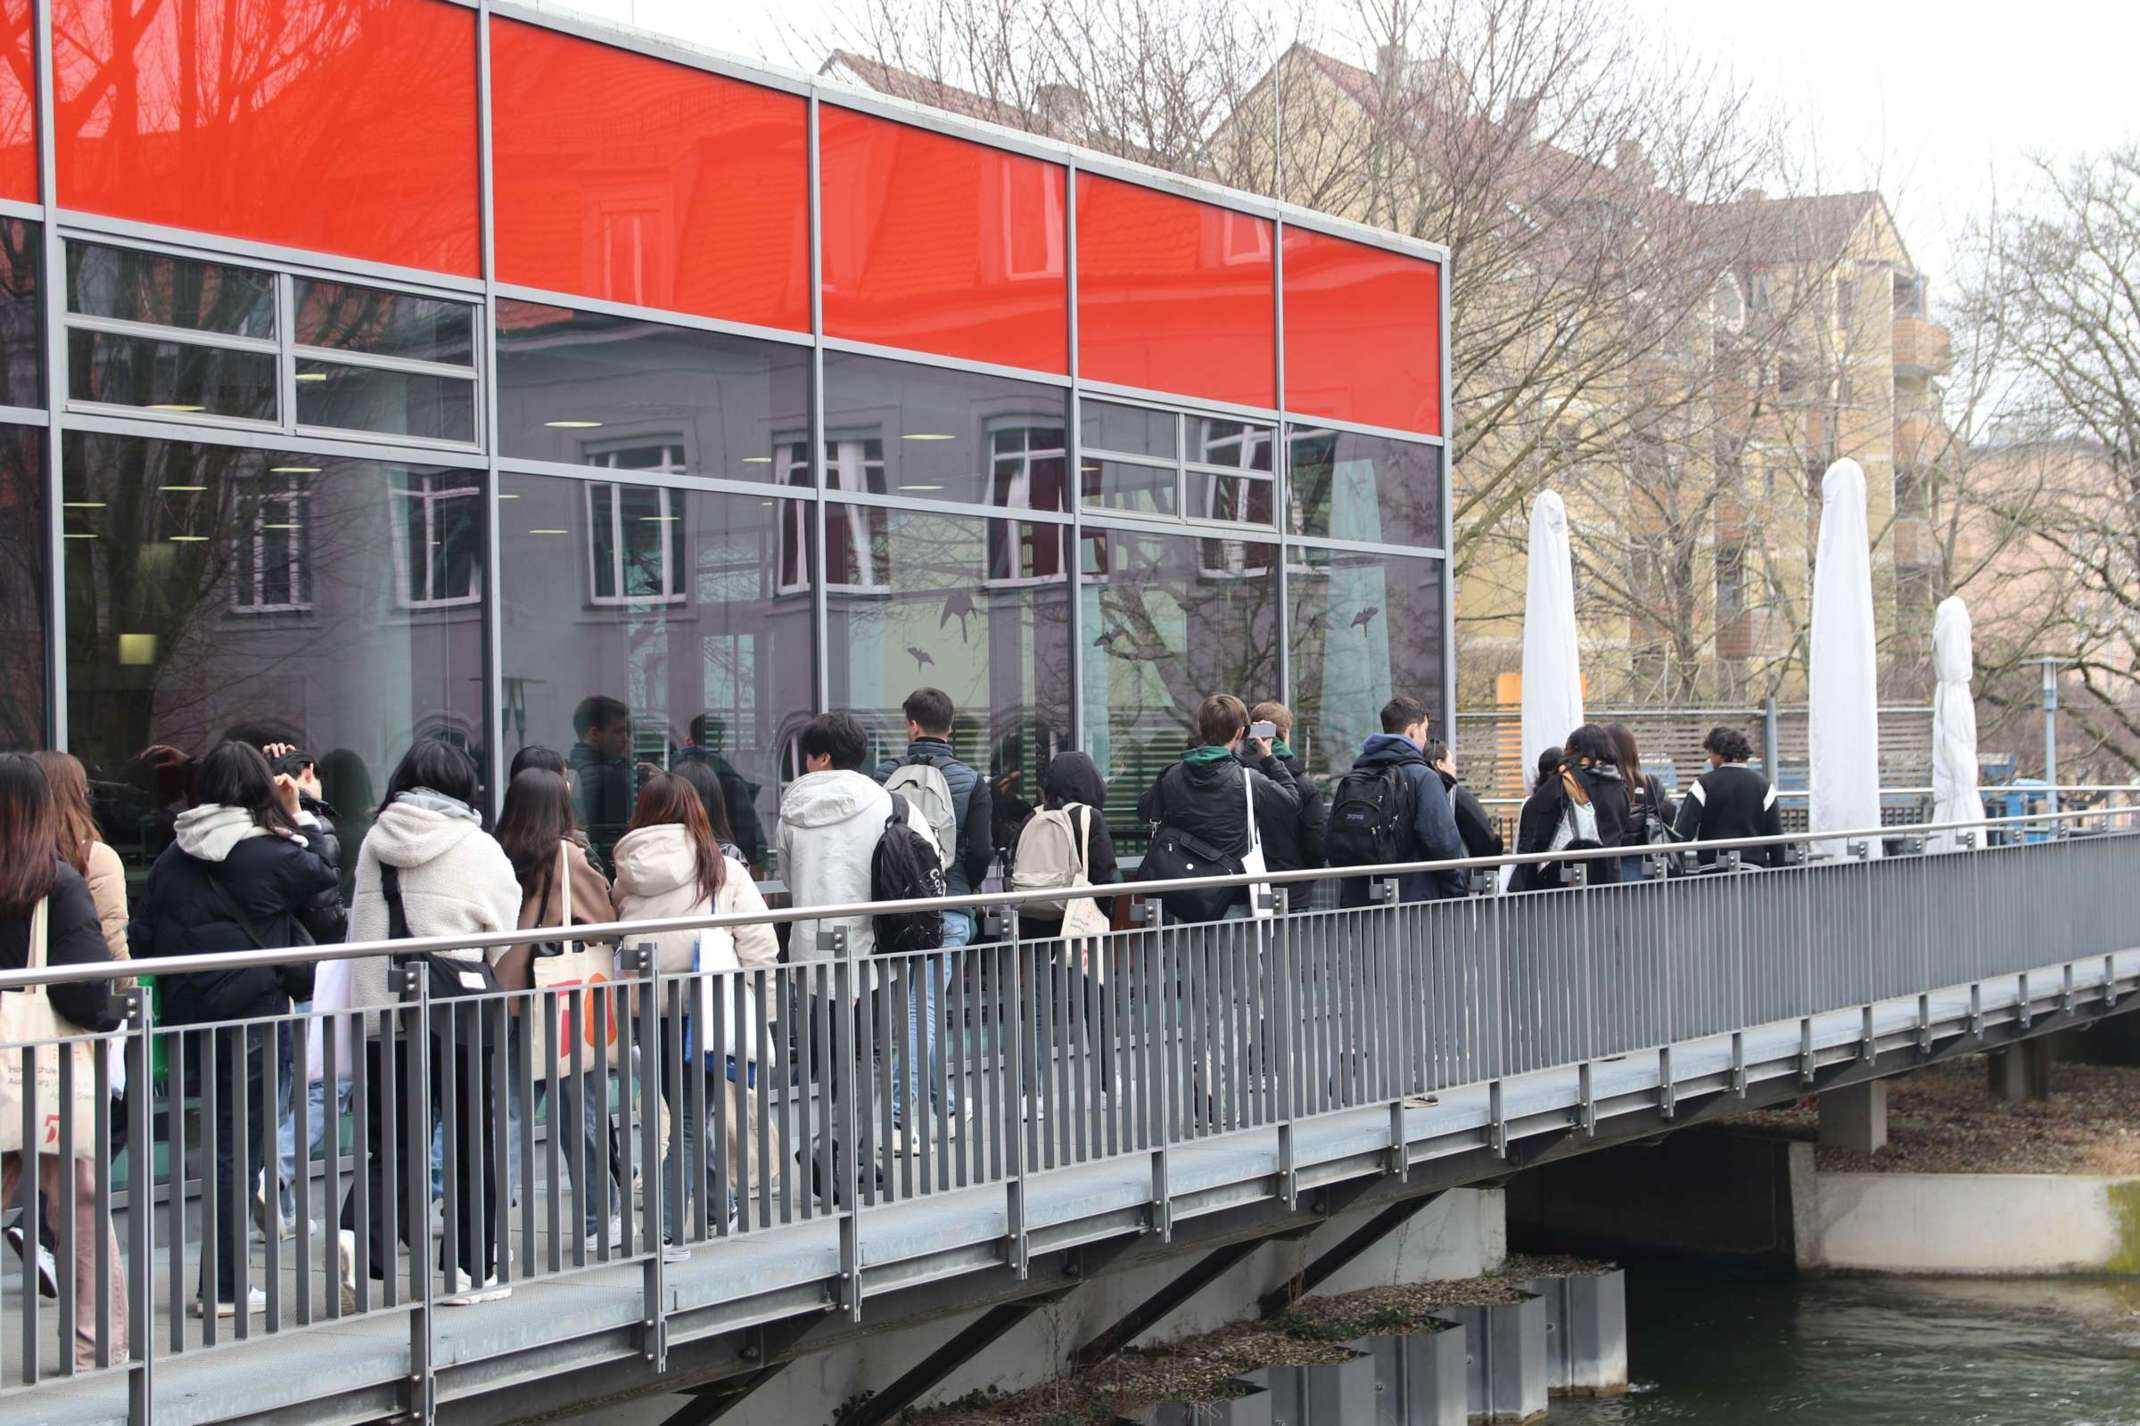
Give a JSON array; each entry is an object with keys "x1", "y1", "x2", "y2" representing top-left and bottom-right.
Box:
[
  {"x1": 1076, "y1": 174, "x2": 1273, "y2": 409},
  {"x1": 53, "y1": 0, "x2": 480, "y2": 276},
  {"x1": 1282, "y1": 227, "x2": 1441, "y2": 436},
  {"x1": 0, "y1": 0, "x2": 33, "y2": 202},
  {"x1": 820, "y1": 106, "x2": 1066, "y2": 372},
  {"x1": 492, "y1": 20, "x2": 810, "y2": 331}
]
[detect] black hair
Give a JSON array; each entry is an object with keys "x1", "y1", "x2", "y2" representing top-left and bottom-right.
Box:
[
  {"x1": 1703, "y1": 725, "x2": 1754, "y2": 763},
  {"x1": 671, "y1": 759, "x2": 737, "y2": 845},
  {"x1": 1535, "y1": 745, "x2": 1564, "y2": 786},
  {"x1": 572, "y1": 694, "x2": 628, "y2": 739},
  {"x1": 1425, "y1": 740, "x2": 1450, "y2": 764},
  {"x1": 902, "y1": 688, "x2": 954, "y2": 736},
  {"x1": 382, "y1": 737, "x2": 482, "y2": 814},
  {"x1": 1564, "y1": 724, "x2": 1614, "y2": 764},
  {"x1": 799, "y1": 712, "x2": 870, "y2": 772},
  {"x1": 509, "y1": 745, "x2": 568, "y2": 780},
  {"x1": 1380, "y1": 695, "x2": 1431, "y2": 734},
  {"x1": 195, "y1": 740, "x2": 299, "y2": 836},
  {"x1": 1603, "y1": 722, "x2": 1644, "y2": 790},
  {"x1": 495, "y1": 768, "x2": 574, "y2": 899}
]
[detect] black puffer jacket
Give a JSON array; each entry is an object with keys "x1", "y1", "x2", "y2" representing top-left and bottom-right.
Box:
[
  {"x1": 1137, "y1": 749, "x2": 1300, "y2": 912},
  {"x1": 129, "y1": 805, "x2": 344, "y2": 1025},
  {"x1": 1, "y1": 863, "x2": 120, "y2": 1031},
  {"x1": 1436, "y1": 767, "x2": 1504, "y2": 859},
  {"x1": 1238, "y1": 747, "x2": 1325, "y2": 872}
]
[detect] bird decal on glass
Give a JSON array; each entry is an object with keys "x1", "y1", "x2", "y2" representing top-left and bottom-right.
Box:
[
  {"x1": 940, "y1": 589, "x2": 978, "y2": 642},
  {"x1": 1351, "y1": 605, "x2": 1382, "y2": 632},
  {"x1": 907, "y1": 645, "x2": 935, "y2": 672}
]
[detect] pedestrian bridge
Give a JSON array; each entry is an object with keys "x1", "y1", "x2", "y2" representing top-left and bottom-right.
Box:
[{"x1": 4, "y1": 812, "x2": 2136, "y2": 1425}]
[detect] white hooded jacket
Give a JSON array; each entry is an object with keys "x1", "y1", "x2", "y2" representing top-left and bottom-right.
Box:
[
  {"x1": 610, "y1": 823, "x2": 777, "y2": 978},
  {"x1": 776, "y1": 769, "x2": 896, "y2": 958},
  {"x1": 347, "y1": 791, "x2": 521, "y2": 1015}
]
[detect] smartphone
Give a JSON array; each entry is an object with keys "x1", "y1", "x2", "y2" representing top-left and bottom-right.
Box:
[{"x1": 1248, "y1": 720, "x2": 1278, "y2": 742}]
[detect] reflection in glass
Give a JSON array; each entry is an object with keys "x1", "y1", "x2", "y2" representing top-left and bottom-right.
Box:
[
  {"x1": 0, "y1": 220, "x2": 40, "y2": 407},
  {"x1": 500, "y1": 473, "x2": 814, "y2": 871},
  {"x1": 496, "y1": 300, "x2": 810, "y2": 481},
  {"x1": 822, "y1": 352, "x2": 1067, "y2": 511},
  {"x1": 1081, "y1": 458, "x2": 1174, "y2": 516},
  {"x1": 827, "y1": 502, "x2": 1072, "y2": 851},
  {"x1": 295, "y1": 279, "x2": 475, "y2": 364},
  {"x1": 66, "y1": 241, "x2": 277, "y2": 337},
  {"x1": 61, "y1": 433, "x2": 487, "y2": 874},
  {"x1": 1287, "y1": 427, "x2": 1443, "y2": 550},
  {"x1": 1081, "y1": 399, "x2": 1175, "y2": 459},
  {"x1": 0, "y1": 426, "x2": 43, "y2": 749},
  {"x1": 68, "y1": 330, "x2": 278, "y2": 419},
  {"x1": 1082, "y1": 524, "x2": 1278, "y2": 852},
  {"x1": 295, "y1": 359, "x2": 476, "y2": 442},
  {"x1": 1288, "y1": 545, "x2": 1445, "y2": 784}
]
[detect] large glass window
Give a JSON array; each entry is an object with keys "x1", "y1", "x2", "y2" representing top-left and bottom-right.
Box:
[
  {"x1": 0, "y1": 426, "x2": 44, "y2": 749},
  {"x1": 1287, "y1": 545, "x2": 1446, "y2": 784},
  {"x1": 61, "y1": 433, "x2": 487, "y2": 873},
  {"x1": 1286, "y1": 427, "x2": 1443, "y2": 550},
  {"x1": 822, "y1": 353, "x2": 1068, "y2": 512},
  {"x1": 1081, "y1": 524, "x2": 1279, "y2": 851},
  {"x1": 1081, "y1": 399, "x2": 1274, "y2": 529},
  {"x1": 827, "y1": 502, "x2": 1073, "y2": 852},
  {"x1": 500, "y1": 474, "x2": 814, "y2": 873},
  {"x1": 497, "y1": 300, "x2": 811, "y2": 482}
]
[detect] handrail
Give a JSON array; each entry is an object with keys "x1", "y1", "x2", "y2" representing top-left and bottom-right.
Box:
[
  {"x1": 0, "y1": 806, "x2": 2119, "y2": 992},
  {"x1": 1476, "y1": 782, "x2": 2140, "y2": 808}
]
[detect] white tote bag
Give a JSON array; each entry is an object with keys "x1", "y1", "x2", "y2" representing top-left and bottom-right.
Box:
[
  {"x1": 1241, "y1": 770, "x2": 1274, "y2": 921},
  {"x1": 691, "y1": 924, "x2": 766, "y2": 1068},
  {"x1": 0, "y1": 899, "x2": 101, "y2": 1158},
  {"x1": 530, "y1": 846, "x2": 617, "y2": 1077},
  {"x1": 1061, "y1": 806, "x2": 1114, "y2": 976}
]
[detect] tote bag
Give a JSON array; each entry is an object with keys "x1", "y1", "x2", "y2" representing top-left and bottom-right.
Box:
[
  {"x1": 688, "y1": 924, "x2": 767, "y2": 1069},
  {"x1": 0, "y1": 899, "x2": 101, "y2": 1158},
  {"x1": 1241, "y1": 768, "x2": 1274, "y2": 921},
  {"x1": 530, "y1": 846, "x2": 617, "y2": 1077},
  {"x1": 1060, "y1": 806, "x2": 1114, "y2": 975}
]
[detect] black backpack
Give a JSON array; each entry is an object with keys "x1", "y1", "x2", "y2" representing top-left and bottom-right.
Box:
[
  {"x1": 871, "y1": 793, "x2": 947, "y2": 956},
  {"x1": 1324, "y1": 766, "x2": 1416, "y2": 869},
  {"x1": 1138, "y1": 764, "x2": 1246, "y2": 923}
]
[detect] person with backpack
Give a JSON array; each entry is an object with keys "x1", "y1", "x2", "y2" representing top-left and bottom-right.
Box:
[
  {"x1": 874, "y1": 689, "x2": 989, "y2": 1129},
  {"x1": 341, "y1": 739, "x2": 521, "y2": 1308},
  {"x1": 1237, "y1": 701, "x2": 1324, "y2": 877},
  {"x1": 1010, "y1": 751, "x2": 1121, "y2": 1120},
  {"x1": 1425, "y1": 741, "x2": 1504, "y2": 861},
  {"x1": 1510, "y1": 745, "x2": 1570, "y2": 892},
  {"x1": 0, "y1": 753, "x2": 125, "y2": 1369},
  {"x1": 1328, "y1": 696, "x2": 1465, "y2": 907},
  {"x1": 129, "y1": 741, "x2": 344, "y2": 1318},
  {"x1": 1673, "y1": 725, "x2": 1786, "y2": 868},
  {"x1": 780, "y1": 712, "x2": 906, "y2": 962},
  {"x1": 1136, "y1": 695, "x2": 1301, "y2": 922},
  {"x1": 1606, "y1": 722, "x2": 1675, "y2": 881},
  {"x1": 493, "y1": 767, "x2": 619, "y2": 1248},
  {"x1": 613, "y1": 771, "x2": 782, "y2": 1249},
  {"x1": 1561, "y1": 724, "x2": 1631, "y2": 883}
]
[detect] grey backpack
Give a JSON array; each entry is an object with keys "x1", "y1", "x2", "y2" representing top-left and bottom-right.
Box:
[
  {"x1": 1011, "y1": 804, "x2": 1093, "y2": 918},
  {"x1": 883, "y1": 756, "x2": 958, "y2": 868}
]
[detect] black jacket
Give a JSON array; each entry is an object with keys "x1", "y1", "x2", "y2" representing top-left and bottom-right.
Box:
[
  {"x1": 1673, "y1": 762, "x2": 1785, "y2": 867},
  {"x1": 1623, "y1": 773, "x2": 1675, "y2": 847},
  {"x1": 0, "y1": 863, "x2": 120, "y2": 1031},
  {"x1": 130, "y1": 822, "x2": 344, "y2": 1025},
  {"x1": 1138, "y1": 750, "x2": 1300, "y2": 912},
  {"x1": 1237, "y1": 747, "x2": 1324, "y2": 872},
  {"x1": 1335, "y1": 736, "x2": 1465, "y2": 906},
  {"x1": 1511, "y1": 781, "x2": 1569, "y2": 892},
  {"x1": 876, "y1": 736, "x2": 993, "y2": 899},
  {"x1": 1437, "y1": 768, "x2": 1504, "y2": 860},
  {"x1": 1509, "y1": 763, "x2": 1628, "y2": 889}
]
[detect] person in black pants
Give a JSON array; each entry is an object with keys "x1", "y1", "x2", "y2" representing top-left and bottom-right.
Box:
[{"x1": 130, "y1": 742, "x2": 343, "y2": 1317}]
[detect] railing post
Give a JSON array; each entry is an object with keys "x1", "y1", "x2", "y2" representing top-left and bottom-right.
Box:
[
  {"x1": 829, "y1": 929, "x2": 862, "y2": 1323},
  {"x1": 124, "y1": 988, "x2": 153, "y2": 1426},
  {"x1": 1916, "y1": 994, "x2": 1933, "y2": 1057},
  {"x1": 627, "y1": 943, "x2": 666, "y2": 1369},
  {"x1": 1272, "y1": 888, "x2": 1298, "y2": 1208},
  {"x1": 1657, "y1": 1046, "x2": 1675, "y2": 1121},
  {"x1": 1798, "y1": 1017, "x2": 1816, "y2": 1086},
  {"x1": 1147, "y1": 902, "x2": 1171, "y2": 1242},
  {"x1": 402, "y1": 964, "x2": 434, "y2": 1425},
  {"x1": 1005, "y1": 905, "x2": 1029, "y2": 1280}
]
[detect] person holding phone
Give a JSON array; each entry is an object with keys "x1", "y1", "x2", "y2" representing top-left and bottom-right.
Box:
[
  {"x1": 1235, "y1": 701, "x2": 1324, "y2": 877},
  {"x1": 1137, "y1": 694, "x2": 1300, "y2": 922}
]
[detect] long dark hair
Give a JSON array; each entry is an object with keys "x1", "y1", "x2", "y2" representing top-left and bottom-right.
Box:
[
  {"x1": 671, "y1": 760, "x2": 736, "y2": 846},
  {"x1": 33, "y1": 750, "x2": 100, "y2": 877},
  {"x1": 625, "y1": 771, "x2": 724, "y2": 904},
  {"x1": 1603, "y1": 723, "x2": 1645, "y2": 795},
  {"x1": 381, "y1": 738, "x2": 482, "y2": 818},
  {"x1": 195, "y1": 740, "x2": 299, "y2": 837},
  {"x1": 495, "y1": 768, "x2": 575, "y2": 903},
  {"x1": 0, "y1": 752, "x2": 57, "y2": 916},
  {"x1": 1564, "y1": 724, "x2": 1615, "y2": 768}
]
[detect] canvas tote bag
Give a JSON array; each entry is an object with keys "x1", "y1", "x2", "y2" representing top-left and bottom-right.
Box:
[
  {"x1": 530, "y1": 846, "x2": 617, "y2": 1077},
  {"x1": 0, "y1": 899, "x2": 100, "y2": 1157}
]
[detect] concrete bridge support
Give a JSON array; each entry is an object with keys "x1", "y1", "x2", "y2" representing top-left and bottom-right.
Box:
[
  {"x1": 1819, "y1": 1080, "x2": 1888, "y2": 1154},
  {"x1": 1987, "y1": 1039, "x2": 2054, "y2": 1103}
]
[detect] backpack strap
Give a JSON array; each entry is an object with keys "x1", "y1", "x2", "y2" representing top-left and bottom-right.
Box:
[{"x1": 380, "y1": 864, "x2": 413, "y2": 943}]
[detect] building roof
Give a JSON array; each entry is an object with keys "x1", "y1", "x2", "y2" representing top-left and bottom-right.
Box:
[
  {"x1": 1701, "y1": 191, "x2": 1884, "y2": 266},
  {"x1": 820, "y1": 50, "x2": 1052, "y2": 134}
]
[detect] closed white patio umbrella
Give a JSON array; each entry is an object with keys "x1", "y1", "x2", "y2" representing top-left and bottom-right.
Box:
[
  {"x1": 1926, "y1": 595, "x2": 1987, "y2": 853},
  {"x1": 1520, "y1": 490, "x2": 1585, "y2": 792},
  {"x1": 1808, "y1": 459, "x2": 1882, "y2": 859}
]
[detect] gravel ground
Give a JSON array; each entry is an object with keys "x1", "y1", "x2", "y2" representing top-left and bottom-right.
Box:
[
  {"x1": 1723, "y1": 1057, "x2": 2140, "y2": 1174},
  {"x1": 898, "y1": 1255, "x2": 1613, "y2": 1424}
]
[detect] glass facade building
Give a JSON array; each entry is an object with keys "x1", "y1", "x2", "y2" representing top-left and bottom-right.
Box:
[{"x1": 0, "y1": 0, "x2": 1450, "y2": 867}]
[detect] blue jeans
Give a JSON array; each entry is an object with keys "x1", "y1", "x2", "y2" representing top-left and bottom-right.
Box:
[
  {"x1": 509, "y1": 1020, "x2": 614, "y2": 1235},
  {"x1": 891, "y1": 909, "x2": 970, "y2": 1124},
  {"x1": 272, "y1": 1006, "x2": 349, "y2": 1220}
]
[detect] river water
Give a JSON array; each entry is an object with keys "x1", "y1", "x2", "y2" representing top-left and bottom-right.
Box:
[{"x1": 1551, "y1": 1265, "x2": 2140, "y2": 1426}]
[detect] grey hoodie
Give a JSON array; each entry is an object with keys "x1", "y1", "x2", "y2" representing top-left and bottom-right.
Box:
[
  {"x1": 777, "y1": 769, "x2": 894, "y2": 958},
  {"x1": 173, "y1": 803, "x2": 269, "y2": 862},
  {"x1": 346, "y1": 792, "x2": 521, "y2": 1014}
]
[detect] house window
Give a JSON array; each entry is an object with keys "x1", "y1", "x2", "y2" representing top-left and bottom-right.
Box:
[
  {"x1": 231, "y1": 475, "x2": 312, "y2": 613},
  {"x1": 395, "y1": 472, "x2": 482, "y2": 609},
  {"x1": 1749, "y1": 271, "x2": 1774, "y2": 313},
  {"x1": 1836, "y1": 277, "x2": 1857, "y2": 330},
  {"x1": 1081, "y1": 399, "x2": 1275, "y2": 531},
  {"x1": 1716, "y1": 539, "x2": 1748, "y2": 615},
  {"x1": 587, "y1": 481, "x2": 686, "y2": 605},
  {"x1": 989, "y1": 418, "x2": 1068, "y2": 513}
]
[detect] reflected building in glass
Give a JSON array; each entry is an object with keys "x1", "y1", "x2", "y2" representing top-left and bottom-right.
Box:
[{"x1": 0, "y1": 0, "x2": 1451, "y2": 878}]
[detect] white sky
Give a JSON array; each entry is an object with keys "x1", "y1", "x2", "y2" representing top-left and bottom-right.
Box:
[{"x1": 544, "y1": 0, "x2": 2140, "y2": 292}]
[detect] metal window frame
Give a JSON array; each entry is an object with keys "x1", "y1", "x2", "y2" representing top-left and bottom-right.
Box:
[
  {"x1": 23, "y1": 0, "x2": 1456, "y2": 820},
  {"x1": 584, "y1": 479, "x2": 688, "y2": 608}
]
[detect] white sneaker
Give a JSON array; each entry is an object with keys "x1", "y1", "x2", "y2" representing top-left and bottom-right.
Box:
[
  {"x1": 661, "y1": 1242, "x2": 690, "y2": 1265},
  {"x1": 4, "y1": 1222, "x2": 57, "y2": 1298},
  {"x1": 1020, "y1": 1093, "x2": 1048, "y2": 1123},
  {"x1": 440, "y1": 1272, "x2": 511, "y2": 1306},
  {"x1": 191, "y1": 1288, "x2": 268, "y2": 1318},
  {"x1": 336, "y1": 1230, "x2": 358, "y2": 1314}
]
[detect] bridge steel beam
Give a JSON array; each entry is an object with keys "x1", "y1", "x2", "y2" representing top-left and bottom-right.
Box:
[
  {"x1": 1257, "y1": 1191, "x2": 1447, "y2": 1319},
  {"x1": 842, "y1": 1291, "x2": 1074, "y2": 1426},
  {"x1": 1072, "y1": 1236, "x2": 1276, "y2": 1369}
]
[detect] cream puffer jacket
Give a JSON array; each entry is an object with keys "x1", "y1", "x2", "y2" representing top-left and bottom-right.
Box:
[{"x1": 610, "y1": 823, "x2": 778, "y2": 980}]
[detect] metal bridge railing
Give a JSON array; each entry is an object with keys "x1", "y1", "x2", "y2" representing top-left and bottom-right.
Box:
[{"x1": 0, "y1": 807, "x2": 2135, "y2": 1412}]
